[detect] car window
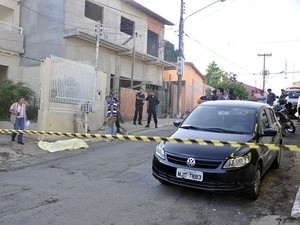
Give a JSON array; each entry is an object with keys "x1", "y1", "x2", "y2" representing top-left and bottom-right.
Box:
[
  {"x1": 259, "y1": 109, "x2": 270, "y2": 131},
  {"x1": 287, "y1": 90, "x2": 300, "y2": 99},
  {"x1": 267, "y1": 108, "x2": 277, "y2": 124}
]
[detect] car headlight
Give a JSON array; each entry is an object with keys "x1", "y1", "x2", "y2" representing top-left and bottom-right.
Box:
[
  {"x1": 155, "y1": 141, "x2": 165, "y2": 159},
  {"x1": 223, "y1": 152, "x2": 251, "y2": 169}
]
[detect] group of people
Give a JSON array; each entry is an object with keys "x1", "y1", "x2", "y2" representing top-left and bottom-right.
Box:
[
  {"x1": 197, "y1": 87, "x2": 237, "y2": 104},
  {"x1": 247, "y1": 88, "x2": 285, "y2": 107},
  {"x1": 198, "y1": 87, "x2": 286, "y2": 108},
  {"x1": 10, "y1": 87, "x2": 298, "y2": 141},
  {"x1": 7, "y1": 89, "x2": 160, "y2": 143},
  {"x1": 105, "y1": 88, "x2": 159, "y2": 135}
]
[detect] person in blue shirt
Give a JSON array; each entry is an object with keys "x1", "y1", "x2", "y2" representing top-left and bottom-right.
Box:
[{"x1": 266, "y1": 88, "x2": 276, "y2": 106}]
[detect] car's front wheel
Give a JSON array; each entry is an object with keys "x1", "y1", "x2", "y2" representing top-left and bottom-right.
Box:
[{"x1": 248, "y1": 164, "x2": 261, "y2": 200}]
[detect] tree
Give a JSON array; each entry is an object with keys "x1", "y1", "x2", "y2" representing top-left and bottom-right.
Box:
[
  {"x1": 164, "y1": 40, "x2": 178, "y2": 62},
  {"x1": 204, "y1": 61, "x2": 248, "y2": 99},
  {"x1": 205, "y1": 61, "x2": 223, "y2": 87},
  {"x1": 0, "y1": 80, "x2": 36, "y2": 120}
]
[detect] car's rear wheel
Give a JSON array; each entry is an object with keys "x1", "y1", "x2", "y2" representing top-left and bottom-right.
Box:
[{"x1": 249, "y1": 164, "x2": 261, "y2": 200}]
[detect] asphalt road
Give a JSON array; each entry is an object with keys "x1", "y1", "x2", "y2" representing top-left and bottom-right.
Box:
[{"x1": 0, "y1": 124, "x2": 300, "y2": 225}]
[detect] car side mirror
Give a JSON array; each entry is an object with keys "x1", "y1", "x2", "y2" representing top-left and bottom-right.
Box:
[
  {"x1": 260, "y1": 128, "x2": 277, "y2": 137},
  {"x1": 173, "y1": 120, "x2": 182, "y2": 127}
]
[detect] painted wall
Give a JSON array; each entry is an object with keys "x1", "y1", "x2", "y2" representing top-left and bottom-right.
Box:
[{"x1": 163, "y1": 63, "x2": 205, "y2": 116}]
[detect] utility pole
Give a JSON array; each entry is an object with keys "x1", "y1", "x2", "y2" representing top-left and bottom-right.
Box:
[
  {"x1": 131, "y1": 31, "x2": 137, "y2": 89},
  {"x1": 257, "y1": 53, "x2": 272, "y2": 92},
  {"x1": 94, "y1": 21, "x2": 103, "y2": 70},
  {"x1": 176, "y1": 0, "x2": 185, "y2": 118},
  {"x1": 176, "y1": 0, "x2": 225, "y2": 118}
]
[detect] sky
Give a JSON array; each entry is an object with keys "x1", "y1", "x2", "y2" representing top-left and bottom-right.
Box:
[{"x1": 136, "y1": 0, "x2": 300, "y2": 95}]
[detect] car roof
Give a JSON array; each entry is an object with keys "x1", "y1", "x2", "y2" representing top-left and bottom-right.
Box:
[
  {"x1": 200, "y1": 100, "x2": 269, "y2": 110},
  {"x1": 286, "y1": 87, "x2": 300, "y2": 91}
]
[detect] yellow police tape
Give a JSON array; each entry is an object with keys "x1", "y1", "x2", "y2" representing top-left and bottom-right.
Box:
[{"x1": 1, "y1": 129, "x2": 300, "y2": 151}]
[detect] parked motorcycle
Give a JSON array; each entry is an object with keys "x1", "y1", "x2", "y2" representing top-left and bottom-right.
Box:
[{"x1": 274, "y1": 102, "x2": 296, "y2": 137}]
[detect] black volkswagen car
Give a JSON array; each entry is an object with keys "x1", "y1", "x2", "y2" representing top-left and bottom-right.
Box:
[{"x1": 152, "y1": 101, "x2": 282, "y2": 200}]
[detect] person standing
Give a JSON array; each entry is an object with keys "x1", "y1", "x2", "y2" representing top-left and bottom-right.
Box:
[
  {"x1": 266, "y1": 88, "x2": 276, "y2": 106},
  {"x1": 133, "y1": 88, "x2": 145, "y2": 125},
  {"x1": 247, "y1": 90, "x2": 258, "y2": 102},
  {"x1": 228, "y1": 89, "x2": 236, "y2": 100},
  {"x1": 216, "y1": 87, "x2": 226, "y2": 100},
  {"x1": 197, "y1": 88, "x2": 213, "y2": 104},
  {"x1": 105, "y1": 95, "x2": 118, "y2": 135},
  {"x1": 9, "y1": 96, "x2": 27, "y2": 145},
  {"x1": 211, "y1": 89, "x2": 218, "y2": 100},
  {"x1": 278, "y1": 89, "x2": 287, "y2": 105},
  {"x1": 145, "y1": 90, "x2": 159, "y2": 128},
  {"x1": 223, "y1": 90, "x2": 229, "y2": 100},
  {"x1": 257, "y1": 90, "x2": 266, "y2": 103},
  {"x1": 112, "y1": 96, "x2": 122, "y2": 134}
]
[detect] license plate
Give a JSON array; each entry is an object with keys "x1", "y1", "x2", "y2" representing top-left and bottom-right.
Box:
[{"x1": 176, "y1": 168, "x2": 203, "y2": 181}]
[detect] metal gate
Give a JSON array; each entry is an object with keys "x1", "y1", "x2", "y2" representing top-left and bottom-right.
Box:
[{"x1": 49, "y1": 56, "x2": 96, "y2": 108}]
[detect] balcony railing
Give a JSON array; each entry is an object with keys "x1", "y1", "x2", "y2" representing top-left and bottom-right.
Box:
[{"x1": 0, "y1": 20, "x2": 22, "y2": 34}]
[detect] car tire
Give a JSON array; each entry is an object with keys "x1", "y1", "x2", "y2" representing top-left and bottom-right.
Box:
[
  {"x1": 249, "y1": 164, "x2": 261, "y2": 201},
  {"x1": 271, "y1": 150, "x2": 281, "y2": 169}
]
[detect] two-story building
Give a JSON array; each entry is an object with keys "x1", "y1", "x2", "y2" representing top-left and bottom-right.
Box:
[
  {"x1": 1, "y1": 0, "x2": 176, "y2": 132},
  {"x1": 0, "y1": 0, "x2": 24, "y2": 83}
]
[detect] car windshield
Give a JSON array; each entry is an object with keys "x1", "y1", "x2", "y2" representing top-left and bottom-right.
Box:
[{"x1": 181, "y1": 105, "x2": 256, "y2": 134}]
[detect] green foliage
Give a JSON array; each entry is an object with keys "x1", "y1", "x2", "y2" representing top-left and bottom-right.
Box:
[
  {"x1": 205, "y1": 61, "x2": 248, "y2": 99},
  {"x1": 0, "y1": 79, "x2": 36, "y2": 121},
  {"x1": 205, "y1": 61, "x2": 223, "y2": 87},
  {"x1": 164, "y1": 40, "x2": 178, "y2": 62}
]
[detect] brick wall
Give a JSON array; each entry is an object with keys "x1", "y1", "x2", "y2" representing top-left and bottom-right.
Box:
[{"x1": 119, "y1": 87, "x2": 147, "y2": 122}]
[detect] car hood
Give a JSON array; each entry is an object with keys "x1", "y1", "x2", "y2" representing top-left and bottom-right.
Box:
[{"x1": 165, "y1": 129, "x2": 255, "y2": 159}]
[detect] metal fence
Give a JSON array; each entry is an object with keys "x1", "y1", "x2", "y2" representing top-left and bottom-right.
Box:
[{"x1": 49, "y1": 56, "x2": 96, "y2": 108}]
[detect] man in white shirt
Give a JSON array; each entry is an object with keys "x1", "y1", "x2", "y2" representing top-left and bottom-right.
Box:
[{"x1": 257, "y1": 90, "x2": 266, "y2": 103}]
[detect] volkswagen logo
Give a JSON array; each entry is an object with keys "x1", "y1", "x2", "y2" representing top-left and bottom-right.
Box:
[{"x1": 186, "y1": 157, "x2": 196, "y2": 167}]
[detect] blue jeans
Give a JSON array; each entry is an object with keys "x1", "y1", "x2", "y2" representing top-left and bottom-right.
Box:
[
  {"x1": 106, "y1": 124, "x2": 116, "y2": 135},
  {"x1": 13, "y1": 118, "x2": 25, "y2": 142}
]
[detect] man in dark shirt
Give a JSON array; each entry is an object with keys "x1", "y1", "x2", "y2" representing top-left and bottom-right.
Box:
[
  {"x1": 133, "y1": 88, "x2": 145, "y2": 125},
  {"x1": 145, "y1": 90, "x2": 160, "y2": 128},
  {"x1": 278, "y1": 89, "x2": 287, "y2": 105},
  {"x1": 266, "y1": 88, "x2": 276, "y2": 106},
  {"x1": 197, "y1": 88, "x2": 213, "y2": 104}
]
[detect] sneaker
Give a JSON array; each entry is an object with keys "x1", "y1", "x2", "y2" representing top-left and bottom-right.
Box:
[
  {"x1": 138, "y1": 122, "x2": 143, "y2": 125},
  {"x1": 133, "y1": 122, "x2": 136, "y2": 125},
  {"x1": 145, "y1": 125, "x2": 150, "y2": 128},
  {"x1": 155, "y1": 125, "x2": 158, "y2": 128},
  {"x1": 17, "y1": 142, "x2": 24, "y2": 145}
]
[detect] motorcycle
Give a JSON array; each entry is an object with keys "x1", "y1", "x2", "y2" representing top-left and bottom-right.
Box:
[{"x1": 274, "y1": 102, "x2": 296, "y2": 137}]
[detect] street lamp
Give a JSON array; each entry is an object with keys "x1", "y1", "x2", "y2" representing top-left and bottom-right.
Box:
[{"x1": 176, "y1": 0, "x2": 225, "y2": 118}]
